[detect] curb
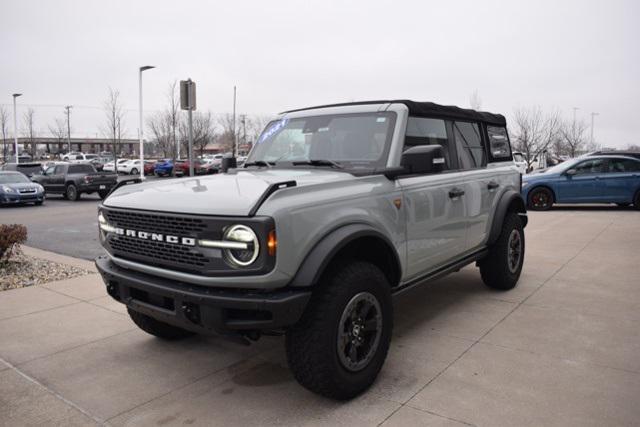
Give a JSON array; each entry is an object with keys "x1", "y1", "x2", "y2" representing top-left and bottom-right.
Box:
[{"x1": 21, "y1": 245, "x2": 98, "y2": 273}]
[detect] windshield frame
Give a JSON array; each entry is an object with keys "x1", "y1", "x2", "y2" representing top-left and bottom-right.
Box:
[{"x1": 246, "y1": 111, "x2": 398, "y2": 171}]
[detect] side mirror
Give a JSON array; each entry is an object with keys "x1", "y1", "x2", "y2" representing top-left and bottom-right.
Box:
[
  {"x1": 220, "y1": 155, "x2": 237, "y2": 173},
  {"x1": 565, "y1": 168, "x2": 577, "y2": 176},
  {"x1": 400, "y1": 145, "x2": 446, "y2": 175}
]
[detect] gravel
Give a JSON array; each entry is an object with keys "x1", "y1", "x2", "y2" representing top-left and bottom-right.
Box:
[{"x1": 0, "y1": 251, "x2": 93, "y2": 291}]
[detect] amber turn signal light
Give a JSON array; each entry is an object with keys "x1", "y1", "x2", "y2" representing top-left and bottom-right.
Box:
[{"x1": 267, "y1": 230, "x2": 277, "y2": 256}]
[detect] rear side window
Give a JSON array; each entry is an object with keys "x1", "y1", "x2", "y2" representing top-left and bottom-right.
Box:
[
  {"x1": 404, "y1": 117, "x2": 451, "y2": 168},
  {"x1": 54, "y1": 165, "x2": 66, "y2": 174},
  {"x1": 69, "y1": 164, "x2": 95, "y2": 174},
  {"x1": 607, "y1": 158, "x2": 640, "y2": 173},
  {"x1": 574, "y1": 159, "x2": 604, "y2": 175},
  {"x1": 453, "y1": 121, "x2": 486, "y2": 169},
  {"x1": 487, "y1": 126, "x2": 511, "y2": 159}
]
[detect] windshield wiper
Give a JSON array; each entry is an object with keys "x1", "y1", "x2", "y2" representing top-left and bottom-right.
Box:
[
  {"x1": 244, "y1": 160, "x2": 274, "y2": 168},
  {"x1": 292, "y1": 159, "x2": 343, "y2": 169}
]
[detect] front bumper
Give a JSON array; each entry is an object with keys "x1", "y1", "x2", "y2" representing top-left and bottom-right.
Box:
[
  {"x1": 0, "y1": 192, "x2": 44, "y2": 204},
  {"x1": 95, "y1": 255, "x2": 311, "y2": 335}
]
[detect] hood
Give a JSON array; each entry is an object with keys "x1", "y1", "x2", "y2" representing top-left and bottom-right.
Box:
[{"x1": 103, "y1": 168, "x2": 354, "y2": 216}]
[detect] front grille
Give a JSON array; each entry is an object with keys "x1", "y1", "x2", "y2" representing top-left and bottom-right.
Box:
[
  {"x1": 103, "y1": 208, "x2": 213, "y2": 274},
  {"x1": 104, "y1": 209, "x2": 208, "y2": 234},
  {"x1": 19, "y1": 189, "x2": 36, "y2": 194}
]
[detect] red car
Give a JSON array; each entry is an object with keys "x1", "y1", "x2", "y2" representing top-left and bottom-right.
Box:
[
  {"x1": 174, "y1": 159, "x2": 207, "y2": 176},
  {"x1": 143, "y1": 160, "x2": 156, "y2": 176}
]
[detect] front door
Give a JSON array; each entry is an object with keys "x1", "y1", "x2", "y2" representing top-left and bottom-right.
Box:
[
  {"x1": 49, "y1": 165, "x2": 67, "y2": 193},
  {"x1": 555, "y1": 158, "x2": 606, "y2": 202}
]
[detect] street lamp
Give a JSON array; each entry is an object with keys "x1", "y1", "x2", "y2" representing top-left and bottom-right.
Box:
[
  {"x1": 139, "y1": 65, "x2": 155, "y2": 180},
  {"x1": 12, "y1": 93, "x2": 22, "y2": 164}
]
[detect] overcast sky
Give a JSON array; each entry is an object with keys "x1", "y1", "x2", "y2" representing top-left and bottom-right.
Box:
[{"x1": 1, "y1": 0, "x2": 638, "y2": 147}]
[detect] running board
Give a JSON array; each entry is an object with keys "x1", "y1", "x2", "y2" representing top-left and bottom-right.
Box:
[{"x1": 392, "y1": 249, "x2": 488, "y2": 296}]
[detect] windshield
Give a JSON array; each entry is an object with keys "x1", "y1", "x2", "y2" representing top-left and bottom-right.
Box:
[
  {"x1": 247, "y1": 112, "x2": 396, "y2": 169},
  {"x1": 513, "y1": 153, "x2": 524, "y2": 162},
  {"x1": 0, "y1": 173, "x2": 30, "y2": 184}
]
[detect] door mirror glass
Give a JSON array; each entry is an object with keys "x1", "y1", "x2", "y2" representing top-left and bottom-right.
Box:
[
  {"x1": 400, "y1": 145, "x2": 445, "y2": 175},
  {"x1": 565, "y1": 168, "x2": 577, "y2": 176}
]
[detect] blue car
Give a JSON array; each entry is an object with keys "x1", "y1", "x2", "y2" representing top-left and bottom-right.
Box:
[
  {"x1": 153, "y1": 159, "x2": 173, "y2": 177},
  {"x1": 522, "y1": 155, "x2": 640, "y2": 210},
  {"x1": 0, "y1": 171, "x2": 46, "y2": 206}
]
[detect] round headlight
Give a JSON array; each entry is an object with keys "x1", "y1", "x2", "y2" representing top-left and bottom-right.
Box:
[{"x1": 223, "y1": 224, "x2": 259, "y2": 267}]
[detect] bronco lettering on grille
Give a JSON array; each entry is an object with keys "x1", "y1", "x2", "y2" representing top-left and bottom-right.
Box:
[{"x1": 114, "y1": 227, "x2": 196, "y2": 246}]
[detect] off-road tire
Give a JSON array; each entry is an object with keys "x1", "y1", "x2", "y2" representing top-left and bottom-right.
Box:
[
  {"x1": 527, "y1": 187, "x2": 553, "y2": 211},
  {"x1": 98, "y1": 190, "x2": 110, "y2": 199},
  {"x1": 285, "y1": 262, "x2": 392, "y2": 400},
  {"x1": 479, "y1": 213, "x2": 524, "y2": 290},
  {"x1": 65, "y1": 184, "x2": 80, "y2": 201},
  {"x1": 127, "y1": 308, "x2": 194, "y2": 340}
]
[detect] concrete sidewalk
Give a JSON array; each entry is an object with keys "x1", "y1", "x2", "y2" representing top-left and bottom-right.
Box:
[{"x1": 1, "y1": 208, "x2": 639, "y2": 426}]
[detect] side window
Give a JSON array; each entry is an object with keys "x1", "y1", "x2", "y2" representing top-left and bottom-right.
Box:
[
  {"x1": 404, "y1": 117, "x2": 450, "y2": 169},
  {"x1": 573, "y1": 159, "x2": 604, "y2": 175},
  {"x1": 607, "y1": 159, "x2": 640, "y2": 173},
  {"x1": 54, "y1": 165, "x2": 65, "y2": 174},
  {"x1": 453, "y1": 121, "x2": 486, "y2": 169},
  {"x1": 487, "y1": 126, "x2": 511, "y2": 159},
  {"x1": 45, "y1": 166, "x2": 55, "y2": 175}
]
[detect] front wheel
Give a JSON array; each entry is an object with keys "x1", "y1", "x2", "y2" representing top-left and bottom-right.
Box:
[
  {"x1": 130, "y1": 168, "x2": 138, "y2": 175},
  {"x1": 285, "y1": 262, "x2": 392, "y2": 400},
  {"x1": 527, "y1": 187, "x2": 553, "y2": 211},
  {"x1": 479, "y1": 213, "x2": 525, "y2": 290}
]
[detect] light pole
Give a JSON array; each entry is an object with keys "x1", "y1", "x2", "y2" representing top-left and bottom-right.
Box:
[
  {"x1": 590, "y1": 112, "x2": 599, "y2": 145},
  {"x1": 12, "y1": 93, "x2": 21, "y2": 164},
  {"x1": 232, "y1": 86, "x2": 237, "y2": 157},
  {"x1": 139, "y1": 65, "x2": 155, "y2": 180},
  {"x1": 65, "y1": 105, "x2": 72, "y2": 155}
]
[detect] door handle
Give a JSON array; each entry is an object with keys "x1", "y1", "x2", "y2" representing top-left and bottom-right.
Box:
[
  {"x1": 448, "y1": 188, "x2": 465, "y2": 199},
  {"x1": 487, "y1": 181, "x2": 499, "y2": 190}
]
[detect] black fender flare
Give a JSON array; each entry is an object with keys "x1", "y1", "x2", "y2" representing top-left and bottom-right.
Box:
[
  {"x1": 288, "y1": 223, "x2": 401, "y2": 288},
  {"x1": 487, "y1": 190, "x2": 528, "y2": 245}
]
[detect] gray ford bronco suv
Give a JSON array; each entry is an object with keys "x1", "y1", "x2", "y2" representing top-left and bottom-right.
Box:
[{"x1": 96, "y1": 100, "x2": 527, "y2": 400}]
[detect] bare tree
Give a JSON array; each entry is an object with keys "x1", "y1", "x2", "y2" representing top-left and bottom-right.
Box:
[
  {"x1": 0, "y1": 106, "x2": 9, "y2": 161},
  {"x1": 511, "y1": 106, "x2": 561, "y2": 170},
  {"x1": 560, "y1": 118, "x2": 588, "y2": 158},
  {"x1": 103, "y1": 88, "x2": 126, "y2": 172},
  {"x1": 22, "y1": 108, "x2": 37, "y2": 157},
  {"x1": 48, "y1": 117, "x2": 67, "y2": 154},
  {"x1": 178, "y1": 111, "x2": 216, "y2": 158},
  {"x1": 216, "y1": 113, "x2": 237, "y2": 154},
  {"x1": 469, "y1": 90, "x2": 482, "y2": 110},
  {"x1": 147, "y1": 112, "x2": 173, "y2": 158}
]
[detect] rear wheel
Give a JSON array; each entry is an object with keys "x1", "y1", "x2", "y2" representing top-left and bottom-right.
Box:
[
  {"x1": 285, "y1": 262, "x2": 392, "y2": 400},
  {"x1": 479, "y1": 213, "x2": 525, "y2": 290},
  {"x1": 65, "y1": 184, "x2": 79, "y2": 201},
  {"x1": 527, "y1": 187, "x2": 553, "y2": 211},
  {"x1": 127, "y1": 308, "x2": 194, "y2": 340},
  {"x1": 130, "y1": 168, "x2": 138, "y2": 175}
]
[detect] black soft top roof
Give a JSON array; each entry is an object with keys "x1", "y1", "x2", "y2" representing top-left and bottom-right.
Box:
[{"x1": 282, "y1": 100, "x2": 506, "y2": 126}]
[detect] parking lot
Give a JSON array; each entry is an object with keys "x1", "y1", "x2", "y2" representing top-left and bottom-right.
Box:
[{"x1": 1, "y1": 207, "x2": 639, "y2": 426}]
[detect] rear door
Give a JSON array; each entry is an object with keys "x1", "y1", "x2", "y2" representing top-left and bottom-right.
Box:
[
  {"x1": 601, "y1": 158, "x2": 640, "y2": 202},
  {"x1": 398, "y1": 117, "x2": 468, "y2": 278}
]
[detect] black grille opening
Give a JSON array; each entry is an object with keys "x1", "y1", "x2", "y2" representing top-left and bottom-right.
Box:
[
  {"x1": 110, "y1": 237, "x2": 207, "y2": 267},
  {"x1": 104, "y1": 210, "x2": 208, "y2": 234}
]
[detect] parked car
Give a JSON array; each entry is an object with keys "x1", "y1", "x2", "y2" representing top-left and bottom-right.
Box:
[
  {"x1": 153, "y1": 159, "x2": 174, "y2": 177},
  {"x1": 118, "y1": 159, "x2": 144, "y2": 175},
  {"x1": 90, "y1": 157, "x2": 111, "y2": 171},
  {"x1": 210, "y1": 153, "x2": 224, "y2": 167},
  {"x1": 103, "y1": 159, "x2": 130, "y2": 173},
  {"x1": 0, "y1": 171, "x2": 45, "y2": 206},
  {"x1": 522, "y1": 155, "x2": 640, "y2": 210},
  {"x1": 143, "y1": 160, "x2": 157, "y2": 176},
  {"x1": 0, "y1": 162, "x2": 43, "y2": 178},
  {"x1": 173, "y1": 159, "x2": 208, "y2": 176},
  {"x1": 69, "y1": 153, "x2": 99, "y2": 163},
  {"x1": 32, "y1": 162, "x2": 118, "y2": 200},
  {"x1": 512, "y1": 151, "x2": 527, "y2": 174},
  {"x1": 61, "y1": 151, "x2": 83, "y2": 161},
  {"x1": 96, "y1": 100, "x2": 527, "y2": 399}
]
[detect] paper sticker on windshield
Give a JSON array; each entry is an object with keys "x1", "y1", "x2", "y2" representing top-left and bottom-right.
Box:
[
  {"x1": 376, "y1": 117, "x2": 386, "y2": 122},
  {"x1": 257, "y1": 118, "x2": 289, "y2": 144}
]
